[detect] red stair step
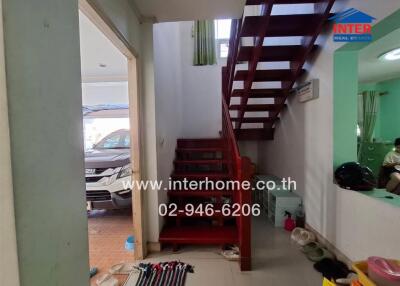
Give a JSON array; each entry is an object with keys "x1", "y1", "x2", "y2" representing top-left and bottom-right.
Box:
[
  {"x1": 176, "y1": 147, "x2": 224, "y2": 153},
  {"x1": 177, "y1": 138, "x2": 224, "y2": 148},
  {"x1": 229, "y1": 104, "x2": 285, "y2": 112},
  {"x1": 234, "y1": 128, "x2": 275, "y2": 140},
  {"x1": 174, "y1": 159, "x2": 228, "y2": 165},
  {"x1": 234, "y1": 69, "x2": 304, "y2": 82},
  {"x1": 240, "y1": 14, "x2": 319, "y2": 37},
  {"x1": 168, "y1": 190, "x2": 232, "y2": 197},
  {"x1": 171, "y1": 173, "x2": 230, "y2": 180},
  {"x1": 238, "y1": 45, "x2": 317, "y2": 62},
  {"x1": 231, "y1": 88, "x2": 286, "y2": 98},
  {"x1": 231, "y1": 117, "x2": 278, "y2": 123},
  {"x1": 159, "y1": 226, "x2": 238, "y2": 244}
]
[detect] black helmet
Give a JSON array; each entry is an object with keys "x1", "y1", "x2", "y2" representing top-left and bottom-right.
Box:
[{"x1": 334, "y1": 162, "x2": 376, "y2": 191}]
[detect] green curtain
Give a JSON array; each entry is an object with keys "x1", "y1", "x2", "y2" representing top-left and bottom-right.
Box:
[
  {"x1": 358, "y1": 90, "x2": 378, "y2": 159},
  {"x1": 193, "y1": 20, "x2": 216, "y2": 66}
]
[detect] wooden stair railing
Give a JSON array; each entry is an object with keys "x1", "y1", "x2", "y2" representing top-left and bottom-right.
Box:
[
  {"x1": 225, "y1": 0, "x2": 335, "y2": 140},
  {"x1": 222, "y1": 66, "x2": 254, "y2": 271}
]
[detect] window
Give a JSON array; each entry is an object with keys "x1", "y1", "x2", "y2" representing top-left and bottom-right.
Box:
[
  {"x1": 215, "y1": 19, "x2": 232, "y2": 59},
  {"x1": 95, "y1": 130, "x2": 130, "y2": 149}
]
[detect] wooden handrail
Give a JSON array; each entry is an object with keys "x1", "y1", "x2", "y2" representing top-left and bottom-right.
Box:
[
  {"x1": 225, "y1": 18, "x2": 242, "y2": 105},
  {"x1": 222, "y1": 65, "x2": 253, "y2": 271}
]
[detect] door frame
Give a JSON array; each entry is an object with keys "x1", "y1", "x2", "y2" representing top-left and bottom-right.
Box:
[{"x1": 79, "y1": 0, "x2": 145, "y2": 259}]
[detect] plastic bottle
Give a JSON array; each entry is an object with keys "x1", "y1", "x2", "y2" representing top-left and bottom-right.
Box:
[
  {"x1": 284, "y1": 211, "x2": 296, "y2": 232},
  {"x1": 295, "y1": 203, "x2": 305, "y2": 228}
]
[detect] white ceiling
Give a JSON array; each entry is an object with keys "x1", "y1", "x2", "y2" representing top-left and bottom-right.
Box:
[
  {"x1": 359, "y1": 28, "x2": 400, "y2": 83},
  {"x1": 132, "y1": 0, "x2": 246, "y2": 22},
  {"x1": 79, "y1": 11, "x2": 127, "y2": 82}
]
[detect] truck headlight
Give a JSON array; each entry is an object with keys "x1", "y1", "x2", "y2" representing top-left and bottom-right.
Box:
[{"x1": 118, "y1": 164, "x2": 132, "y2": 178}]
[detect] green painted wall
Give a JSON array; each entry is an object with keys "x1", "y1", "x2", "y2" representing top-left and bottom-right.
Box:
[
  {"x1": 3, "y1": 0, "x2": 89, "y2": 285},
  {"x1": 333, "y1": 51, "x2": 358, "y2": 167},
  {"x1": 377, "y1": 78, "x2": 400, "y2": 142},
  {"x1": 358, "y1": 78, "x2": 400, "y2": 143}
]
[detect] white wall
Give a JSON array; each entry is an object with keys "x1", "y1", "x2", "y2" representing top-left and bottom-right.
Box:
[
  {"x1": 154, "y1": 21, "x2": 223, "y2": 140},
  {"x1": 179, "y1": 22, "x2": 222, "y2": 138},
  {"x1": 153, "y1": 22, "x2": 184, "y2": 229},
  {"x1": 0, "y1": 1, "x2": 20, "y2": 284},
  {"x1": 81, "y1": 81, "x2": 129, "y2": 105},
  {"x1": 258, "y1": 0, "x2": 400, "y2": 261},
  {"x1": 140, "y1": 22, "x2": 159, "y2": 243}
]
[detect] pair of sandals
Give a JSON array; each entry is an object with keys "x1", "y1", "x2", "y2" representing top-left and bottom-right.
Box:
[
  {"x1": 291, "y1": 227, "x2": 316, "y2": 246},
  {"x1": 301, "y1": 242, "x2": 335, "y2": 262},
  {"x1": 291, "y1": 228, "x2": 334, "y2": 262},
  {"x1": 221, "y1": 245, "x2": 240, "y2": 261},
  {"x1": 96, "y1": 263, "x2": 136, "y2": 286}
]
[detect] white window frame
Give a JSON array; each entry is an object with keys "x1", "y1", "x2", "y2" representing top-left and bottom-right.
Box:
[{"x1": 215, "y1": 19, "x2": 231, "y2": 60}]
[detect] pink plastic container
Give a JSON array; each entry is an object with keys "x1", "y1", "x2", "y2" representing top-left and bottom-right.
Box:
[{"x1": 367, "y1": 257, "x2": 400, "y2": 286}]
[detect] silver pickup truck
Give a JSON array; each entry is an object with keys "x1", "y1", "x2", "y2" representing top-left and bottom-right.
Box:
[{"x1": 85, "y1": 129, "x2": 132, "y2": 210}]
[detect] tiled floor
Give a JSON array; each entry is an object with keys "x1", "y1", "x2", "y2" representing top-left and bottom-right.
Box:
[
  {"x1": 126, "y1": 216, "x2": 323, "y2": 286},
  {"x1": 88, "y1": 209, "x2": 134, "y2": 286}
]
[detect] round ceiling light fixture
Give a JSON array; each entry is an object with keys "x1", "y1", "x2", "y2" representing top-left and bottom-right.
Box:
[{"x1": 380, "y1": 47, "x2": 400, "y2": 61}]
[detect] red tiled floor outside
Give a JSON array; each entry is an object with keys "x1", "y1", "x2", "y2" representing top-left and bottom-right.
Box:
[{"x1": 88, "y1": 209, "x2": 134, "y2": 286}]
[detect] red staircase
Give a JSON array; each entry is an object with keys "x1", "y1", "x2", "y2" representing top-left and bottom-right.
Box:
[
  {"x1": 159, "y1": 137, "x2": 254, "y2": 271},
  {"x1": 159, "y1": 0, "x2": 335, "y2": 271},
  {"x1": 226, "y1": 0, "x2": 335, "y2": 140}
]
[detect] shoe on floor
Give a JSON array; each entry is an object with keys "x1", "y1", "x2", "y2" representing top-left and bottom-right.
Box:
[
  {"x1": 291, "y1": 227, "x2": 316, "y2": 246},
  {"x1": 109, "y1": 262, "x2": 135, "y2": 275},
  {"x1": 307, "y1": 247, "x2": 335, "y2": 262},
  {"x1": 301, "y1": 242, "x2": 322, "y2": 253},
  {"x1": 90, "y1": 267, "x2": 98, "y2": 278},
  {"x1": 221, "y1": 250, "x2": 239, "y2": 261},
  {"x1": 96, "y1": 273, "x2": 118, "y2": 286}
]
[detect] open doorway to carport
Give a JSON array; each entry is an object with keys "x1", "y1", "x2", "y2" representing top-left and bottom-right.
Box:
[{"x1": 79, "y1": 1, "x2": 144, "y2": 284}]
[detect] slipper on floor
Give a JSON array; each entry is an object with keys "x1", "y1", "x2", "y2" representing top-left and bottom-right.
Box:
[
  {"x1": 109, "y1": 262, "x2": 135, "y2": 275},
  {"x1": 96, "y1": 274, "x2": 118, "y2": 286},
  {"x1": 301, "y1": 242, "x2": 322, "y2": 254},
  {"x1": 291, "y1": 227, "x2": 305, "y2": 243},
  {"x1": 307, "y1": 247, "x2": 335, "y2": 262},
  {"x1": 221, "y1": 250, "x2": 239, "y2": 261},
  {"x1": 291, "y1": 228, "x2": 316, "y2": 246}
]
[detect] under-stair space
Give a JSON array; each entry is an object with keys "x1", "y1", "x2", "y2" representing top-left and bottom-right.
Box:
[{"x1": 225, "y1": 0, "x2": 335, "y2": 140}]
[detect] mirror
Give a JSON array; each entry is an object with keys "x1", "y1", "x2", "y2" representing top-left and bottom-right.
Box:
[{"x1": 358, "y1": 28, "x2": 400, "y2": 194}]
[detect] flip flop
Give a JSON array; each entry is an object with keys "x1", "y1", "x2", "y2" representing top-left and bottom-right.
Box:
[
  {"x1": 291, "y1": 228, "x2": 316, "y2": 246},
  {"x1": 221, "y1": 250, "x2": 239, "y2": 261},
  {"x1": 109, "y1": 262, "x2": 135, "y2": 275},
  {"x1": 96, "y1": 274, "x2": 118, "y2": 286},
  {"x1": 301, "y1": 242, "x2": 322, "y2": 253},
  {"x1": 307, "y1": 247, "x2": 334, "y2": 262},
  {"x1": 291, "y1": 227, "x2": 305, "y2": 244}
]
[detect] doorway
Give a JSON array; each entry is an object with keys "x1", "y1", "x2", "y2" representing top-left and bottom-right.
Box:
[{"x1": 79, "y1": 0, "x2": 144, "y2": 284}]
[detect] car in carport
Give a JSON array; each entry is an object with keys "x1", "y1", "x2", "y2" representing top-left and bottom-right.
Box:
[{"x1": 85, "y1": 129, "x2": 132, "y2": 210}]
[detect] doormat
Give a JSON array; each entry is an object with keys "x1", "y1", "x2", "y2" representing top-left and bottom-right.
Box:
[{"x1": 132, "y1": 261, "x2": 194, "y2": 286}]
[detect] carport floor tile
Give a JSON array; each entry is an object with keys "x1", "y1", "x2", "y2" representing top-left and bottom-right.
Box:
[{"x1": 88, "y1": 209, "x2": 134, "y2": 286}]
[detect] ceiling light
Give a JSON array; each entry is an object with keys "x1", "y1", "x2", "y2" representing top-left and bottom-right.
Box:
[
  {"x1": 99, "y1": 63, "x2": 107, "y2": 68},
  {"x1": 380, "y1": 48, "x2": 400, "y2": 61}
]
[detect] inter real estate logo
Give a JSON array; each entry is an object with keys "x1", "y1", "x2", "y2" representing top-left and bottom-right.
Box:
[{"x1": 329, "y1": 8, "x2": 376, "y2": 42}]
